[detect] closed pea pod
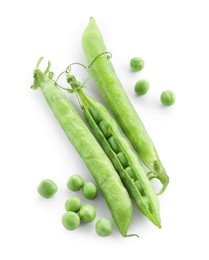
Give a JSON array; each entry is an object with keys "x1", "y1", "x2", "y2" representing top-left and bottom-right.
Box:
[
  {"x1": 66, "y1": 75, "x2": 161, "y2": 228},
  {"x1": 31, "y1": 58, "x2": 133, "y2": 237},
  {"x1": 82, "y1": 17, "x2": 169, "y2": 195}
]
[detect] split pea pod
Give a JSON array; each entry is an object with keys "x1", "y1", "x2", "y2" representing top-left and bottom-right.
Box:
[
  {"x1": 82, "y1": 17, "x2": 169, "y2": 194},
  {"x1": 31, "y1": 58, "x2": 133, "y2": 237},
  {"x1": 67, "y1": 75, "x2": 161, "y2": 228}
]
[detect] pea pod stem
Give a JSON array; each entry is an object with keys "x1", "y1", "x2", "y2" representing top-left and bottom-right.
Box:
[
  {"x1": 31, "y1": 58, "x2": 133, "y2": 237},
  {"x1": 82, "y1": 17, "x2": 169, "y2": 195}
]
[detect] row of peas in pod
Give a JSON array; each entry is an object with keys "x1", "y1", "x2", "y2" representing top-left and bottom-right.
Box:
[
  {"x1": 130, "y1": 57, "x2": 175, "y2": 106},
  {"x1": 37, "y1": 175, "x2": 113, "y2": 237}
]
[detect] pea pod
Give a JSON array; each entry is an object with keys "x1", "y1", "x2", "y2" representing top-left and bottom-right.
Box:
[
  {"x1": 31, "y1": 58, "x2": 133, "y2": 237},
  {"x1": 82, "y1": 17, "x2": 169, "y2": 194},
  {"x1": 67, "y1": 75, "x2": 161, "y2": 228}
]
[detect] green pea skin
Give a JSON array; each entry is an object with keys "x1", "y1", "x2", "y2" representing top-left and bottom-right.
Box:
[
  {"x1": 82, "y1": 181, "x2": 98, "y2": 200},
  {"x1": 134, "y1": 80, "x2": 149, "y2": 96},
  {"x1": 37, "y1": 179, "x2": 57, "y2": 198},
  {"x1": 67, "y1": 174, "x2": 84, "y2": 191},
  {"x1": 160, "y1": 90, "x2": 175, "y2": 106},
  {"x1": 65, "y1": 197, "x2": 82, "y2": 212},
  {"x1": 96, "y1": 218, "x2": 113, "y2": 237},
  {"x1": 78, "y1": 204, "x2": 96, "y2": 223},
  {"x1": 130, "y1": 57, "x2": 144, "y2": 71},
  {"x1": 62, "y1": 212, "x2": 80, "y2": 230}
]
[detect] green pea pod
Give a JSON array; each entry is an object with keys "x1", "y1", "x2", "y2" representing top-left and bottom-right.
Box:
[
  {"x1": 82, "y1": 17, "x2": 169, "y2": 195},
  {"x1": 67, "y1": 76, "x2": 160, "y2": 228},
  {"x1": 31, "y1": 58, "x2": 133, "y2": 237}
]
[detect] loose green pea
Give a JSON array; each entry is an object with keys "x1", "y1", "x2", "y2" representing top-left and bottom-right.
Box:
[
  {"x1": 62, "y1": 212, "x2": 80, "y2": 230},
  {"x1": 134, "y1": 80, "x2": 149, "y2": 96},
  {"x1": 65, "y1": 197, "x2": 82, "y2": 212},
  {"x1": 95, "y1": 218, "x2": 113, "y2": 237},
  {"x1": 82, "y1": 182, "x2": 98, "y2": 200},
  {"x1": 67, "y1": 174, "x2": 84, "y2": 191},
  {"x1": 130, "y1": 57, "x2": 144, "y2": 71},
  {"x1": 160, "y1": 90, "x2": 175, "y2": 106},
  {"x1": 78, "y1": 204, "x2": 96, "y2": 223},
  {"x1": 37, "y1": 179, "x2": 57, "y2": 198}
]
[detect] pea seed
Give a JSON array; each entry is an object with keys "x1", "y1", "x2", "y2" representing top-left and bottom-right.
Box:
[
  {"x1": 37, "y1": 179, "x2": 57, "y2": 199},
  {"x1": 160, "y1": 90, "x2": 175, "y2": 106},
  {"x1": 117, "y1": 152, "x2": 129, "y2": 168},
  {"x1": 82, "y1": 181, "x2": 98, "y2": 200},
  {"x1": 125, "y1": 167, "x2": 137, "y2": 181},
  {"x1": 95, "y1": 218, "x2": 113, "y2": 237},
  {"x1": 65, "y1": 197, "x2": 82, "y2": 212},
  {"x1": 67, "y1": 174, "x2": 84, "y2": 191},
  {"x1": 98, "y1": 121, "x2": 112, "y2": 139},
  {"x1": 78, "y1": 204, "x2": 96, "y2": 223},
  {"x1": 134, "y1": 80, "x2": 149, "y2": 96},
  {"x1": 130, "y1": 57, "x2": 144, "y2": 71},
  {"x1": 89, "y1": 107, "x2": 102, "y2": 124},
  {"x1": 135, "y1": 180, "x2": 145, "y2": 196},
  {"x1": 142, "y1": 196, "x2": 149, "y2": 205},
  {"x1": 108, "y1": 136, "x2": 121, "y2": 153},
  {"x1": 62, "y1": 211, "x2": 80, "y2": 230}
]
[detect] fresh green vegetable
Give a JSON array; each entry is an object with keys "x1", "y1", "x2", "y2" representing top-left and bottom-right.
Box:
[
  {"x1": 62, "y1": 211, "x2": 80, "y2": 230},
  {"x1": 82, "y1": 181, "x2": 98, "y2": 200},
  {"x1": 67, "y1": 174, "x2": 84, "y2": 191},
  {"x1": 78, "y1": 204, "x2": 96, "y2": 223},
  {"x1": 37, "y1": 179, "x2": 57, "y2": 198},
  {"x1": 95, "y1": 218, "x2": 113, "y2": 237},
  {"x1": 134, "y1": 80, "x2": 149, "y2": 96},
  {"x1": 160, "y1": 90, "x2": 175, "y2": 106},
  {"x1": 130, "y1": 57, "x2": 144, "y2": 71},
  {"x1": 67, "y1": 75, "x2": 161, "y2": 228},
  {"x1": 65, "y1": 197, "x2": 82, "y2": 212},
  {"x1": 82, "y1": 17, "x2": 169, "y2": 194},
  {"x1": 31, "y1": 58, "x2": 133, "y2": 237}
]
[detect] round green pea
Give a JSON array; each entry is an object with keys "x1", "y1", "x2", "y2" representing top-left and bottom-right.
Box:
[
  {"x1": 65, "y1": 197, "x2": 82, "y2": 212},
  {"x1": 134, "y1": 80, "x2": 150, "y2": 96},
  {"x1": 82, "y1": 182, "x2": 98, "y2": 200},
  {"x1": 130, "y1": 57, "x2": 144, "y2": 71},
  {"x1": 37, "y1": 179, "x2": 57, "y2": 198},
  {"x1": 62, "y1": 212, "x2": 80, "y2": 230},
  {"x1": 95, "y1": 218, "x2": 113, "y2": 237},
  {"x1": 78, "y1": 204, "x2": 96, "y2": 223},
  {"x1": 160, "y1": 90, "x2": 175, "y2": 106},
  {"x1": 67, "y1": 174, "x2": 84, "y2": 191}
]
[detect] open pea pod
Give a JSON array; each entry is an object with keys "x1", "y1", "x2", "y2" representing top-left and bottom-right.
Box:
[{"x1": 67, "y1": 76, "x2": 161, "y2": 228}]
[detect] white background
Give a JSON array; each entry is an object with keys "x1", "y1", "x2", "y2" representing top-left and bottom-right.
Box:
[{"x1": 0, "y1": 0, "x2": 209, "y2": 259}]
